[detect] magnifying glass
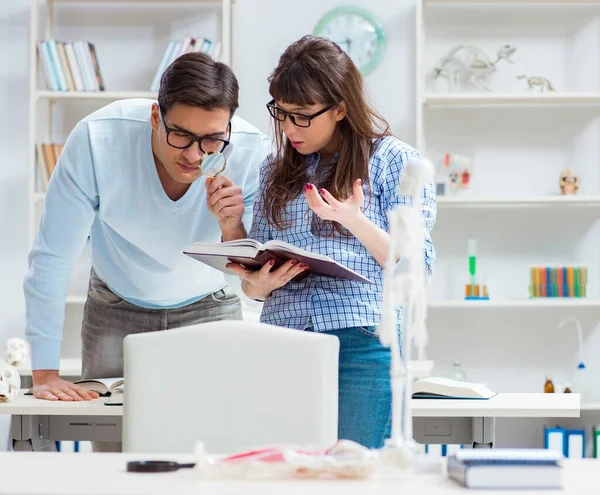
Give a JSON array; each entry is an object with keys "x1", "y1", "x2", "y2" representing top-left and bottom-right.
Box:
[
  {"x1": 126, "y1": 460, "x2": 196, "y2": 473},
  {"x1": 200, "y1": 142, "x2": 235, "y2": 179},
  {"x1": 200, "y1": 152, "x2": 227, "y2": 179}
]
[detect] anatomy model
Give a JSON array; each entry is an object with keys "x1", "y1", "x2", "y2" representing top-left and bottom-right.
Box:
[
  {"x1": 517, "y1": 74, "x2": 555, "y2": 92},
  {"x1": 377, "y1": 157, "x2": 435, "y2": 467},
  {"x1": 4, "y1": 337, "x2": 30, "y2": 367},
  {"x1": 0, "y1": 364, "x2": 21, "y2": 402},
  {"x1": 432, "y1": 44, "x2": 517, "y2": 92},
  {"x1": 559, "y1": 168, "x2": 579, "y2": 195}
]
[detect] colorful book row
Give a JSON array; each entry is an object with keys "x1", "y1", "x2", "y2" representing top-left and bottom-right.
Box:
[
  {"x1": 38, "y1": 40, "x2": 104, "y2": 92},
  {"x1": 36, "y1": 143, "x2": 63, "y2": 192},
  {"x1": 150, "y1": 37, "x2": 222, "y2": 92},
  {"x1": 529, "y1": 266, "x2": 587, "y2": 298}
]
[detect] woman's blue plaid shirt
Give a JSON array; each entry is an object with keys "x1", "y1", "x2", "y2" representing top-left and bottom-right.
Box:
[{"x1": 248, "y1": 136, "x2": 437, "y2": 333}]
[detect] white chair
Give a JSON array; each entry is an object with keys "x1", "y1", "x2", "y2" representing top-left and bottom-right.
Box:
[{"x1": 122, "y1": 320, "x2": 339, "y2": 454}]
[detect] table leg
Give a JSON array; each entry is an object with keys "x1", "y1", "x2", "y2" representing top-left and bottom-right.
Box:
[
  {"x1": 472, "y1": 417, "x2": 495, "y2": 448},
  {"x1": 11, "y1": 415, "x2": 57, "y2": 452}
]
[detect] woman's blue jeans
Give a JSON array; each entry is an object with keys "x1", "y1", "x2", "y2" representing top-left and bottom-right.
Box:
[{"x1": 307, "y1": 325, "x2": 393, "y2": 449}]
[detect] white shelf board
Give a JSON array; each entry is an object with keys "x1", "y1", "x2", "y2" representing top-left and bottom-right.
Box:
[
  {"x1": 428, "y1": 299, "x2": 600, "y2": 309},
  {"x1": 424, "y1": 0, "x2": 600, "y2": 4},
  {"x1": 48, "y1": 0, "x2": 219, "y2": 3},
  {"x1": 437, "y1": 196, "x2": 600, "y2": 208},
  {"x1": 423, "y1": 93, "x2": 600, "y2": 107},
  {"x1": 36, "y1": 90, "x2": 157, "y2": 101},
  {"x1": 66, "y1": 295, "x2": 87, "y2": 305}
]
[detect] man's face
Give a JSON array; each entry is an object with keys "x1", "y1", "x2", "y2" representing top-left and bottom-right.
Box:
[{"x1": 150, "y1": 102, "x2": 231, "y2": 185}]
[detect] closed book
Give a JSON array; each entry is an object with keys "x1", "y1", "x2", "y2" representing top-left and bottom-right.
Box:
[{"x1": 447, "y1": 448, "x2": 563, "y2": 489}]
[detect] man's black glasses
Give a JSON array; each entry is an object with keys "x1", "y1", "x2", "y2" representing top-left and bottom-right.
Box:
[
  {"x1": 266, "y1": 99, "x2": 334, "y2": 128},
  {"x1": 159, "y1": 108, "x2": 230, "y2": 153}
]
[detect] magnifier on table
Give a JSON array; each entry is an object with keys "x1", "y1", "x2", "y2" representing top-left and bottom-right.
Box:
[{"x1": 126, "y1": 460, "x2": 196, "y2": 473}]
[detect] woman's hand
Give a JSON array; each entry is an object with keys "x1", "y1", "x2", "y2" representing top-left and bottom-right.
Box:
[
  {"x1": 303, "y1": 179, "x2": 365, "y2": 229},
  {"x1": 226, "y1": 259, "x2": 309, "y2": 301}
]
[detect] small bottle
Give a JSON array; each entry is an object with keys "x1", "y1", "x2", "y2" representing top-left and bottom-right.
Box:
[
  {"x1": 564, "y1": 383, "x2": 572, "y2": 393},
  {"x1": 544, "y1": 376, "x2": 555, "y2": 393},
  {"x1": 451, "y1": 361, "x2": 467, "y2": 381}
]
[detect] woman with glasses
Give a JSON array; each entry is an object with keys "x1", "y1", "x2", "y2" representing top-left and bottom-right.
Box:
[{"x1": 227, "y1": 35, "x2": 437, "y2": 449}]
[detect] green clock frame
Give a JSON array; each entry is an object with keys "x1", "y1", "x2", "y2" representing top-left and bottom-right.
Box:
[{"x1": 313, "y1": 6, "x2": 387, "y2": 76}]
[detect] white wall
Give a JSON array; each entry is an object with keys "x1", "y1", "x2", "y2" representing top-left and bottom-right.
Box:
[{"x1": 2, "y1": 0, "x2": 600, "y2": 451}]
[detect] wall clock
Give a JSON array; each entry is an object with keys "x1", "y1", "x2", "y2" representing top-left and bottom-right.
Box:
[{"x1": 313, "y1": 6, "x2": 386, "y2": 76}]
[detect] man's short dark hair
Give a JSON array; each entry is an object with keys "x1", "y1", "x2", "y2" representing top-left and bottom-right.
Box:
[{"x1": 157, "y1": 52, "x2": 239, "y2": 118}]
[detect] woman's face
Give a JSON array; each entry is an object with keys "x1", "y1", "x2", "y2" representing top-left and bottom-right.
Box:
[{"x1": 273, "y1": 100, "x2": 345, "y2": 156}]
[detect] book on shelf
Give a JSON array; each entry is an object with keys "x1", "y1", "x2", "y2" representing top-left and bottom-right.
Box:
[
  {"x1": 447, "y1": 448, "x2": 563, "y2": 489},
  {"x1": 150, "y1": 37, "x2": 222, "y2": 92},
  {"x1": 38, "y1": 40, "x2": 105, "y2": 92},
  {"x1": 73, "y1": 377, "x2": 123, "y2": 396},
  {"x1": 36, "y1": 142, "x2": 63, "y2": 191},
  {"x1": 183, "y1": 238, "x2": 375, "y2": 284},
  {"x1": 411, "y1": 376, "x2": 497, "y2": 399}
]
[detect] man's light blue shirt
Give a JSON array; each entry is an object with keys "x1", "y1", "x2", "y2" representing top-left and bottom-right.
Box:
[{"x1": 24, "y1": 98, "x2": 271, "y2": 370}]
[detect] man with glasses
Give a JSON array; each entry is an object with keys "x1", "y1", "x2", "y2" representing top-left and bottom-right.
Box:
[{"x1": 23, "y1": 52, "x2": 271, "y2": 429}]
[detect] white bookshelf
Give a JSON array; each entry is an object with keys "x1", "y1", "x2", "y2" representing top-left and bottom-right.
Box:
[
  {"x1": 416, "y1": 0, "x2": 600, "y2": 447},
  {"x1": 35, "y1": 90, "x2": 158, "y2": 101},
  {"x1": 424, "y1": 92, "x2": 600, "y2": 106},
  {"x1": 437, "y1": 195, "x2": 600, "y2": 208},
  {"x1": 28, "y1": 0, "x2": 232, "y2": 363}
]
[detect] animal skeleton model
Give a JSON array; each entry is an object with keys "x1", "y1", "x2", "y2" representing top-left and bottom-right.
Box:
[
  {"x1": 433, "y1": 44, "x2": 517, "y2": 92},
  {"x1": 517, "y1": 74, "x2": 555, "y2": 92}
]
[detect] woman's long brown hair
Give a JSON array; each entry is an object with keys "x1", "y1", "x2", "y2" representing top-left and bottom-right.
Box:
[{"x1": 265, "y1": 35, "x2": 392, "y2": 236}]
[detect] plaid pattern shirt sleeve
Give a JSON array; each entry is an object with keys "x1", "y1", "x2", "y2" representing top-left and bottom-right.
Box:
[
  {"x1": 375, "y1": 140, "x2": 437, "y2": 277},
  {"x1": 248, "y1": 157, "x2": 272, "y2": 245}
]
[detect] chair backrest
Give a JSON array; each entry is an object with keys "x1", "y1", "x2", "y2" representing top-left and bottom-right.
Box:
[{"x1": 122, "y1": 320, "x2": 339, "y2": 454}]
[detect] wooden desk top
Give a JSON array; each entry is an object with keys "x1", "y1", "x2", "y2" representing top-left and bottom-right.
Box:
[
  {"x1": 0, "y1": 391, "x2": 579, "y2": 418},
  {"x1": 0, "y1": 452, "x2": 593, "y2": 495}
]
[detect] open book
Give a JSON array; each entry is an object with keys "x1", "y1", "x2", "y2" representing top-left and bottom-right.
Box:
[
  {"x1": 412, "y1": 377, "x2": 497, "y2": 399},
  {"x1": 183, "y1": 239, "x2": 374, "y2": 284},
  {"x1": 74, "y1": 377, "x2": 123, "y2": 396}
]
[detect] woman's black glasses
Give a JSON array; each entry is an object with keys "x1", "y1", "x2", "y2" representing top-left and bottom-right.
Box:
[{"x1": 266, "y1": 99, "x2": 334, "y2": 128}]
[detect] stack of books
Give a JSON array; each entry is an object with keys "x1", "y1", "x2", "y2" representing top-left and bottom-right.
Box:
[
  {"x1": 36, "y1": 142, "x2": 64, "y2": 191},
  {"x1": 38, "y1": 40, "x2": 104, "y2": 92},
  {"x1": 150, "y1": 37, "x2": 222, "y2": 92},
  {"x1": 447, "y1": 448, "x2": 563, "y2": 489}
]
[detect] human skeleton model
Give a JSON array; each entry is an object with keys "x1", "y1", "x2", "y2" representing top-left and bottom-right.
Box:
[
  {"x1": 377, "y1": 157, "x2": 435, "y2": 467},
  {"x1": 433, "y1": 44, "x2": 517, "y2": 92},
  {"x1": 517, "y1": 74, "x2": 555, "y2": 92}
]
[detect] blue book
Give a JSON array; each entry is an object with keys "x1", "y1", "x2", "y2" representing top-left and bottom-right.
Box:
[{"x1": 447, "y1": 448, "x2": 563, "y2": 489}]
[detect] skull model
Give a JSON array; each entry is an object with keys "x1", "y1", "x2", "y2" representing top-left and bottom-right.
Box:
[
  {"x1": 4, "y1": 338, "x2": 30, "y2": 367},
  {"x1": 560, "y1": 169, "x2": 579, "y2": 195},
  {"x1": 0, "y1": 364, "x2": 21, "y2": 402}
]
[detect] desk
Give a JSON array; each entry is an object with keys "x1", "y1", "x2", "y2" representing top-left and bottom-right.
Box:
[
  {"x1": 1, "y1": 392, "x2": 579, "y2": 451},
  {"x1": 0, "y1": 452, "x2": 594, "y2": 495}
]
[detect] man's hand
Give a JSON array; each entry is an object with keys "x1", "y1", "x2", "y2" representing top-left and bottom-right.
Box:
[
  {"x1": 32, "y1": 370, "x2": 99, "y2": 401},
  {"x1": 226, "y1": 259, "x2": 309, "y2": 301},
  {"x1": 304, "y1": 179, "x2": 365, "y2": 230},
  {"x1": 206, "y1": 176, "x2": 245, "y2": 239}
]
